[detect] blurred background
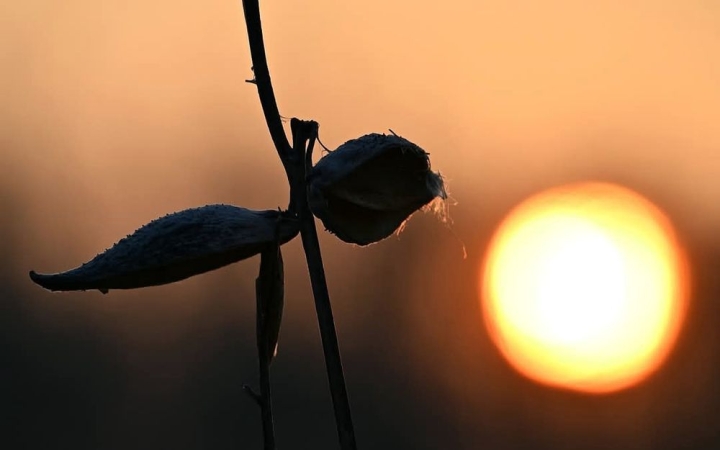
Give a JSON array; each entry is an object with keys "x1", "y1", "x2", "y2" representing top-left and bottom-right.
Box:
[{"x1": 2, "y1": 0, "x2": 720, "y2": 448}]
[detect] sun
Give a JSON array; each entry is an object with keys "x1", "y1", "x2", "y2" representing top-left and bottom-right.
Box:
[{"x1": 481, "y1": 182, "x2": 689, "y2": 394}]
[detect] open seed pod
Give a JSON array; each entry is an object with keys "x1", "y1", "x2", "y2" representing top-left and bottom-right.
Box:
[
  {"x1": 308, "y1": 133, "x2": 446, "y2": 245},
  {"x1": 29, "y1": 205, "x2": 299, "y2": 293}
]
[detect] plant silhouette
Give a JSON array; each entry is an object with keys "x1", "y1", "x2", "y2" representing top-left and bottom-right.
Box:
[{"x1": 29, "y1": 1, "x2": 446, "y2": 449}]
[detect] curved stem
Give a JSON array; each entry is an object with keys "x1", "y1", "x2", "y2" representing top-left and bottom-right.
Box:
[
  {"x1": 241, "y1": 0, "x2": 292, "y2": 164},
  {"x1": 241, "y1": 2, "x2": 357, "y2": 449}
]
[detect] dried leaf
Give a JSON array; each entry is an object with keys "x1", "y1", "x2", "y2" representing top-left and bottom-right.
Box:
[
  {"x1": 29, "y1": 205, "x2": 299, "y2": 293},
  {"x1": 256, "y1": 241, "x2": 284, "y2": 363}
]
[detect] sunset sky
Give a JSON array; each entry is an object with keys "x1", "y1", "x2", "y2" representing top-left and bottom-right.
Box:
[
  {"x1": 4, "y1": 1, "x2": 720, "y2": 240},
  {"x1": 2, "y1": 1, "x2": 719, "y2": 448}
]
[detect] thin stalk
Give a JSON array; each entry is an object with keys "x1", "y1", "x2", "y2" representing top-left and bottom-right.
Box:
[
  {"x1": 292, "y1": 120, "x2": 357, "y2": 450},
  {"x1": 241, "y1": 2, "x2": 358, "y2": 449},
  {"x1": 299, "y1": 218, "x2": 357, "y2": 449},
  {"x1": 240, "y1": 0, "x2": 292, "y2": 164},
  {"x1": 256, "y1": 285, "x2": 276, "y2": 450},
  {"x1": 243, "y1": 246, "x2": 280, "y2": 450}
]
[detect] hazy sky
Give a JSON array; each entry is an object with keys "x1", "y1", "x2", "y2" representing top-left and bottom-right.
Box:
[
  {"x1": 3, "y1": 2, "x2": 720, "y2": 448},
  {"x1": 3, "y1": 0, "x2": 720, "y2": 264}
]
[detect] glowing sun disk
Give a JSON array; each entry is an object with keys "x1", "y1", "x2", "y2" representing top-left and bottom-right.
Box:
[{"x1": 481, "y1": 182, "x2": 688, "y2": 394}]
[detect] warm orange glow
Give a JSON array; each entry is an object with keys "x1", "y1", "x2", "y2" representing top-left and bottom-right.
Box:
[{"x1": 481, "y1": 182, "x2": 689, "y2": 394}]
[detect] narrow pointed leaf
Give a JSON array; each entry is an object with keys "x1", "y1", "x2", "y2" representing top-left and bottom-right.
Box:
[
  {"x1": 256, "y1": 242, "x2": 284, "y2": 363},
  {"x1": 29, "y1": 205, "x2": 298, "y2": 293}
]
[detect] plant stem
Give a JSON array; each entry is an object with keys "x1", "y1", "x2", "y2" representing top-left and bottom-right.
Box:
[
  {"x1": 299, "y1": 220, "x2": 358, "y2": 449},
  {"x1": 292, "y1": 120, "x2": 358, "y2": 450},
  {"x1": 240, "y1": 0, "x2": 292, "y2": 164},
  {"x1": 241, "y1": 2, "x2": 358, "y2": 449},
  {"x1": 256, "y1": 282, "x2": 276, "y2": 450}
]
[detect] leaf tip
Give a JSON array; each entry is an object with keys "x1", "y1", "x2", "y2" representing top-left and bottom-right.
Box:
[{"x1": 29, "y1": 270, "x2": 55, "y2": 291}]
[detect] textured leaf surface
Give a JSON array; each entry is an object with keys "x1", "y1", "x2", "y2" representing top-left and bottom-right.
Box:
[{"x1": 30, "y1": 205, "x2": 298, "y2": 293}]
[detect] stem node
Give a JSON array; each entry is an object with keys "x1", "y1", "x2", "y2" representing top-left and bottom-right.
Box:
[{"x1": 241, "y1": 1, "x2": 358, "y2": 449}]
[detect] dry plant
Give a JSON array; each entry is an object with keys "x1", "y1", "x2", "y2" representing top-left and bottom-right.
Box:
[{"x1": 29, "y1": 1, "x2": 446, "y2": 449}]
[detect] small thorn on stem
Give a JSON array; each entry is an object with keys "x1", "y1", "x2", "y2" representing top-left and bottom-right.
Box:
[
  {"x1": 246, "y1": 65, "x2": 257, "y2": 84},
  {"x1": 243, "y1": 384, "x2": 262, "y2": 406}
]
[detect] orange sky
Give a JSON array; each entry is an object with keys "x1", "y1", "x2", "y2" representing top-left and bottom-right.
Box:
[
  {"x1": 3, "y1": 5, "x2": 720, "y2": 445},
  {"x1": 2, "y1": 0, "x2": 719, "y2": 261}
]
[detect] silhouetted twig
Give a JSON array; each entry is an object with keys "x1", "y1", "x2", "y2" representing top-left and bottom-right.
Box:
[
  {"x1": 31, "y1": 4, "x2": 445, "y2": 449},
  {"x1": 241, "y1": 1, "x2": 357, "y2": 449}
]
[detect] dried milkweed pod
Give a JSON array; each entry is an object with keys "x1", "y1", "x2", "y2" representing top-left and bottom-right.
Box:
[
  {"x1": 308, "y1": 133, "x2": 446, "y2": 245},
  {"x1": 29, "y1": 205, "x2": 298, "y2": 293}
]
